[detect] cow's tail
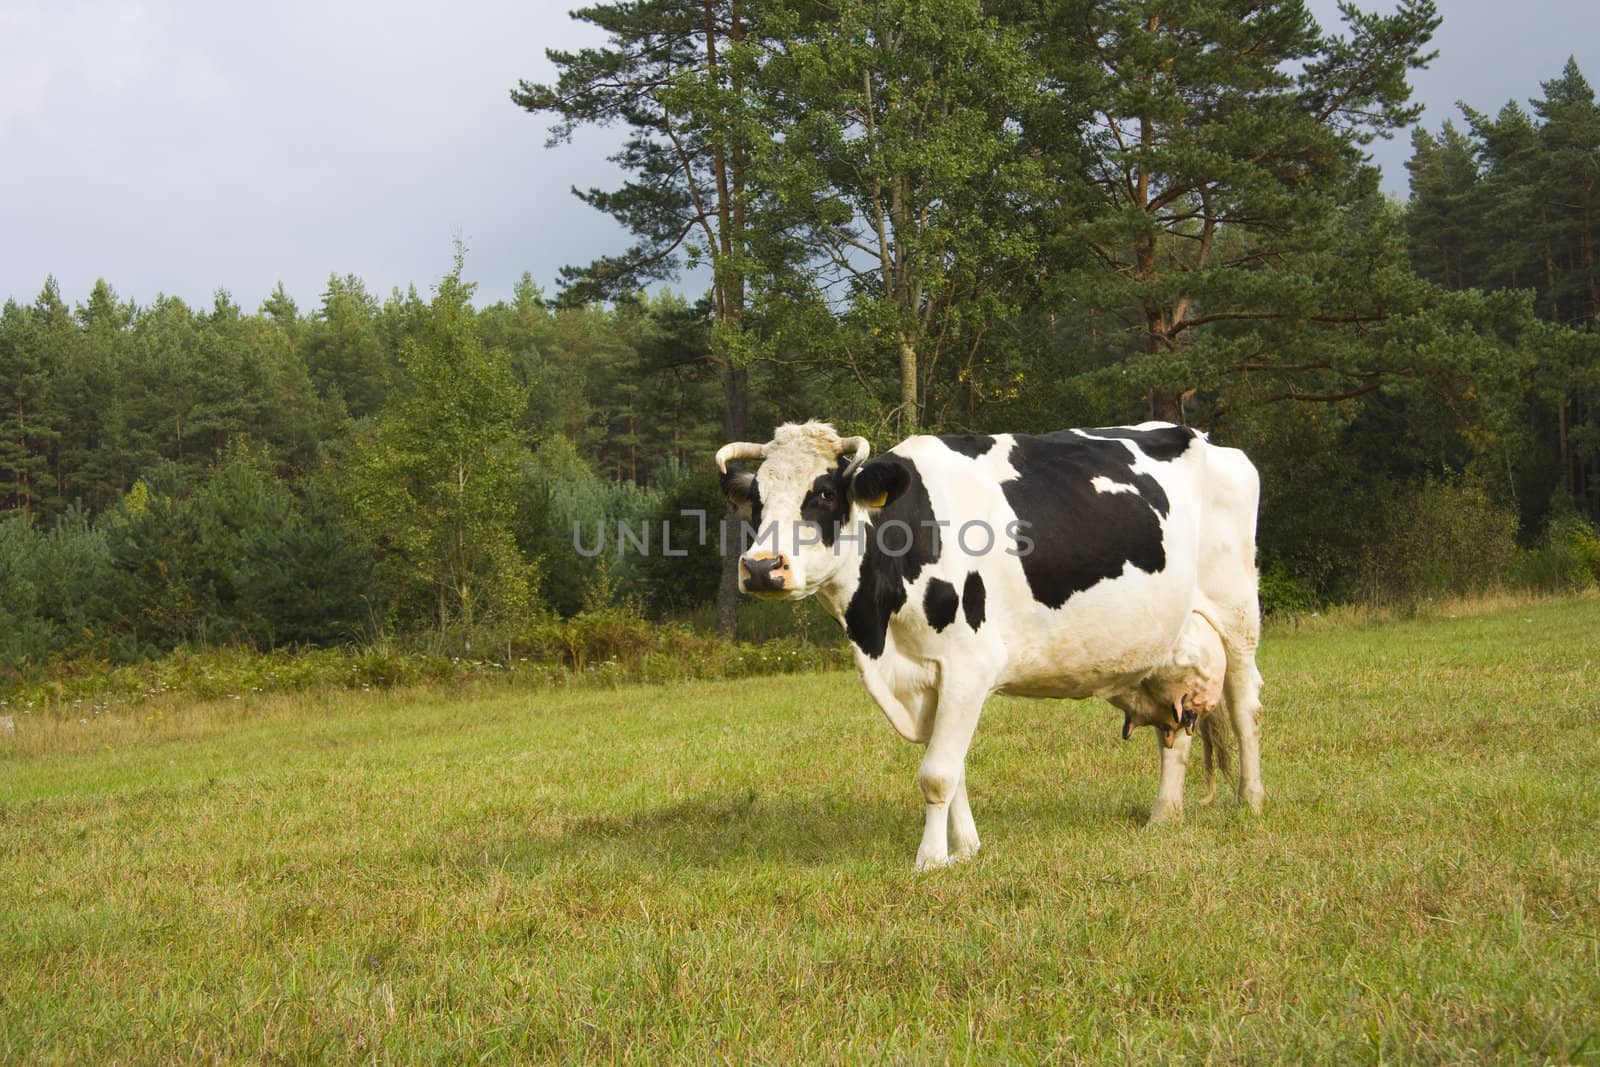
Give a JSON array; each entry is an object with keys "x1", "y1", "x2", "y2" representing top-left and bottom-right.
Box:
[{"x1": 1198, "y1": 710, "x2": 1234, "y2": 805}]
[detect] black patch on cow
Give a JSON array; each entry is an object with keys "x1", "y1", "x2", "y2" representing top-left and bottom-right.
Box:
[
  {"x1": 844, "y1": 455, "x2": 940, "y2": 658},
  {"x1": 923, "y1": 578, "x2": 959, "y2": 632},
  {"x1": 962, "y1": 571, "x2": 986, "y2": 631},
  {"x1": 721, "y1": 468, "x2": 753, "y2": 506},
  {"x1": 849, "y1": 456, "x2": 912, "y2": 510},
  {"x1": 938, "y1": 433, "x2": 995, "y2": 459},
  {"x1": 1084, "y1": 425, "x2": 1196, "y2": 462},
  {"x1": 721, "y1": 469, "x2": 763, "y2": 536},
  {"x1": 1000, "y1": 431, "x2": 1169, "y2": 609},
  {"x1": 798, "y1": 457, "x2": 853, "y2": 547}
]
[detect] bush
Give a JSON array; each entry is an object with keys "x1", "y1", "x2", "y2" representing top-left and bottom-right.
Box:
[
  {"x1": 0, "y1": 508, "x2": 114, "y2": 672},
  {"x1": 91, "y1": 451, "x2": 379, "y2": 655},
  {"x1": 519, "y1": 607, "x2": 660, "y2": 672},
  {"x1": 517, "y1": 436, "x2": 664, "y2": 617},
  {"x1": 1257, "y1": 556, "x2": 1316, "y2": 617},
  {"x1": 1517, "y1": 509, "x2": 1600, "y2": 591},
  {"x1": 1355, "y1": 477, "x2": 1520, "y2": 604}
]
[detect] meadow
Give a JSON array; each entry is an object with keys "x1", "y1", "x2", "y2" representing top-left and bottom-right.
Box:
[{"x1": 2, "y1": 598, "x2": 1598, "y2": 1063}]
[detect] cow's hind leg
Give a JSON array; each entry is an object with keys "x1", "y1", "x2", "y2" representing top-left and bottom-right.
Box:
[
  {"x1": 1224, "y1": 653, "x2": 1265, "y2": 813},
  {"x1": 948, "y1": 775, "x2": 980, "y2": 862}
]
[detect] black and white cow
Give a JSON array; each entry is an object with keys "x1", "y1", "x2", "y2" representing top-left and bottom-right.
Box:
[{"x1": 717, "y1": 420, "x2": 1264, "y2": 870}]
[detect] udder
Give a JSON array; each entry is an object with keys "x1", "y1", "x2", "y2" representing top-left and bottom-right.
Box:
[{"x1": 1109, "y1": 612, "x2": 1226, "y2": 748}]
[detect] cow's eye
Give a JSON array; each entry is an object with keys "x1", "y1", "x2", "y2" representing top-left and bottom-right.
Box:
[{"x1": 815, "y1": 488, "x2": 834, "y2": 505}]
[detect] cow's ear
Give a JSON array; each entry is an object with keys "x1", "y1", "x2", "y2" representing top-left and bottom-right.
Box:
[
  {"x1": 849, "y1": 457, "x2": 910, "y2": 510},
  {"x1": 722, "y1": 469, "x2": 758, "y2": 512}
]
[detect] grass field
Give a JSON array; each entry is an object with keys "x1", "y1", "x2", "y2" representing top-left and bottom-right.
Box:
[{"x1": 3, "y1": 599, "x2": 1598, "y2": 1063}]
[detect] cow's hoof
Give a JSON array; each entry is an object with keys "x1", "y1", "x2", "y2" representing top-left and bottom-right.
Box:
[
  {"x1": 1147, "y1": 802, "x2": 1184, "y2": 826},
  {"x1": 915, "y1": 848, "x2": 952, "y2": 871},
  {"x1": 949, "y1": 840, "x2": 981, "y2": 864},
  {"x1": 1241, "y1": 785, "x2": 1266, "y2": 815}
]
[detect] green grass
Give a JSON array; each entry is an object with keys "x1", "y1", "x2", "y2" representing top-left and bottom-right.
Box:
[{"x1": 3, "y1": 599, "x2": 1598, "y2": 1063}]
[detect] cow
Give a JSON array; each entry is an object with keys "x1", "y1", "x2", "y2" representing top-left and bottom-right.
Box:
[{"x1": 715, "y1": 420, "x2": 1264, "y2": 870}]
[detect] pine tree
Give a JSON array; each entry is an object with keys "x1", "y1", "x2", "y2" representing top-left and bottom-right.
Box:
[
  {"x1": 307, "y1": 274, "x2": 389, "y2": 420},
  {"x1": 1021, "y1": 0, "x2": 1442, "y2": 421},
  {"x1": 515, "y1": 0, "x2": 761, "y2": 634},
  {"x1": 1405, "y1": 122, "x2": 1481, "y2": 289},
  {"x1": 0, "y1": 280, "x2": 70, "y2": 511}
]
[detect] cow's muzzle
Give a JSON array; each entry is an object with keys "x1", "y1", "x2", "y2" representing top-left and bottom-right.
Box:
[{"x1": 740, "y1": 552, "x2": 791, "y2": 594}]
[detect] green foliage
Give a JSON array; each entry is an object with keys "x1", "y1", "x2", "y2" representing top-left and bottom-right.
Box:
[
  {"x1": 97, "y1": 448, "x2": 374, "y2": 657},
  {"x1": 0, "y1": 449, "x2": 374, "y2": 673},
  {"x1": 0, "y1": 507, "x2": 112, "y2": 669},
  {"x1": 1407, "y1": 57, "x2": 1600, "y2": 523},
  {"x1": 748, "y1": 0, "x2": 1046, "y2": 429},
  {"x1": 1258, "y1": 557, "x2": 1317, "y2": 618},
  {"x1": 340, "y1": 255, "x2": 537, "y2": 647},
  {"x1": 1518, "y1": 503, "x2": 1600, "y2": 591},
  {"x1": 232, "y1": 487, "x2": 376, "y2": 647},
  {"x1": 1016, "y1": 0, "x2": 1441, "y2": 421},
  {"x1": 517, "y1": 434, "x2": 664, "y2": 617},
  {"x1": 634, "y1": 465, "x2": 725, "y2": 616},
  {"x1": 306, "y1": 274, "x2": 389, "y2": 419},
  {"x1": 1354, "y1": 477, "x2": 1521, "y2": 605}
]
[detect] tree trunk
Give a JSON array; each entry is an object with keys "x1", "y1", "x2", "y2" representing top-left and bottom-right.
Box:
[
  {"x1": 898, "y1": 336, "x2": 919, "y2": 430},
  {"x1": 1582, "y1": 179, "x2": 1598, "y2": 319},
  {"x1": 705, "y1": 0, "x2": 750, "y2": 641},
  {"x1": 1558, "y1": 397, "x2": 1574, "y2": 499},
  {"x1": 716, "y1": 523, "x2": 742, "y2": 638},
  {"x1": 1148, "y1": 388, "x2": 1183, "y2": 423},
  {"x1": 1144, "y1": 294, "x2": 1182, "y2": 421},
  {"x1": 713, "y1": 352, "x2": 749, "y2": 640}
]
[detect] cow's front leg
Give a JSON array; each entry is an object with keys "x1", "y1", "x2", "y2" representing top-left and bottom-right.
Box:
[
  {"x1": 1148, "y1": 724, "x2": 1193, "y2": 824},
  {"x1": 915, "y1": 679, "x2": 986, "y2": 870}
]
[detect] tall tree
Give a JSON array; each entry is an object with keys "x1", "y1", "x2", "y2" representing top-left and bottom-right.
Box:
[
  {"x1": 307, "y1": 274, "x2": 389, "y2": 421},
  {"x1": 514, "y1": 0, "x2": 759, "y2": 634},
  {"x1": 0, "y1": 281, "x2": 68, "y2": 510},
  {"x1": 1023, "y1": 0, "x2": 1441, "y2": 421},
  {"x1": 748, "y1": 0, "x2": 1044, "y2": 431},
  {"x1": 341, "y1": 255, "x2": 536, "y2": 645},
  {"x1": 60, "y1": 280, "x2": 136, "y2": 512},
  {"x1": 1404, "y1": 121, "x2": 1480, "y2": 289},
  {"x1": 1410, "y1": 58, "x2": 1600, "y2": 517},
  {"x1": 513, "y1": 0, "x2": 756, "y2": 440}
]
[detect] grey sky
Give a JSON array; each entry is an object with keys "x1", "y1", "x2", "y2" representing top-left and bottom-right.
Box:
[{"x1": 1, "y1": 0, "x2": 1595, "y2": 312}]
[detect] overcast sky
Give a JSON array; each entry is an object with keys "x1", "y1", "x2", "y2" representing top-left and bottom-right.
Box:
[{"x1": 2, "y1": 0, "x2": 1596, "y2": 312}]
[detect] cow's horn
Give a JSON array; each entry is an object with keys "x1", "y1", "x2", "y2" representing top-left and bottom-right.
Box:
[
  {"x1": 837, "y1": 436, "x2": 871, "y2": 469},
  {"x1": 715, "y1": 441, "x2": 767, "y2": 473}
]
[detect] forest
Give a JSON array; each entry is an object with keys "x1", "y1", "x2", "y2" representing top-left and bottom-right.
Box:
[{"x1": 3, "y1": 0, "x2": 1599, "y2": 676}]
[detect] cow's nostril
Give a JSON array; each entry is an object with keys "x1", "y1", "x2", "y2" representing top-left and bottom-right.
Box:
[{"x1": 740, "y1": 552, "x2": 788, "y2": 591}]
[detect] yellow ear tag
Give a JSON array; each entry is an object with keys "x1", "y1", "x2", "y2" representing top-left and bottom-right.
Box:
[{"x1": 862, "y1": 491, "x2": 889, "y2": 509}]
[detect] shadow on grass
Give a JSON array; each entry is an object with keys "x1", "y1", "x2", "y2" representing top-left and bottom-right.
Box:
[
  {"x1": 425, "y1": 776, "x2": 1170, "y2": 875},
  {"x1": 571, "y1": 789, "x2": 902, "y2": 865}
]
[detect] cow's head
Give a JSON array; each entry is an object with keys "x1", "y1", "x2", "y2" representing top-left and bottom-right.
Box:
[{"x1": 716, "y1": 421, "x2": 878, "y2": 598}]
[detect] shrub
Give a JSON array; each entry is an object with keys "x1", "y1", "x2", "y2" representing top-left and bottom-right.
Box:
[
  {"x1": 1257, "y1": 557, "x2": 1316, "y2": 617},
  {"x1": 1355, "y1": 477, "x2": 1520, "y2": 604},
  {"x1": 1517, "y1": 509, "x2": 1600, "y2": 591},
  {"x1": 0, "y1": 508, "x2": 114, "y2": 671}
]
